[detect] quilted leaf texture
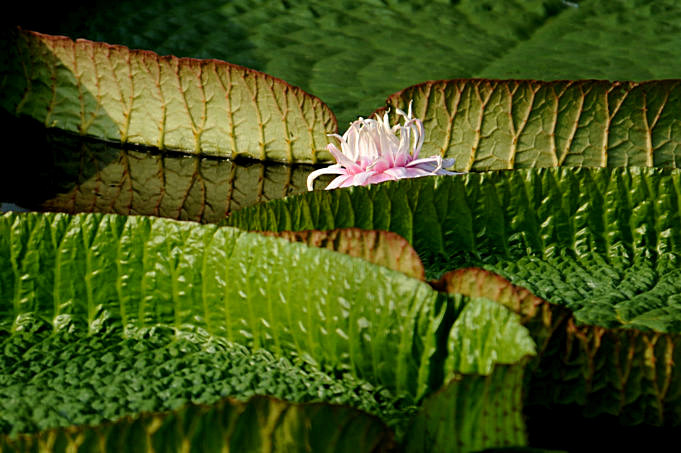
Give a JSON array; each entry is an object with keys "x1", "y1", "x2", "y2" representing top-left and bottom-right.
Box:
[
  {"x1": 227, "y1": 168, "x2": 681, "y2": 424},
  {"x1": 0, "y1": 212, "x2": 440, "y2": 399},
  {"x1": 0, "y1": 212, "x2": 539, "y2": 449}
]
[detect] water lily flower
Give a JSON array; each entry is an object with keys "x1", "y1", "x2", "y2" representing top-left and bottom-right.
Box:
[{"x1": 307, "y1": 102, "x2": 459, "y2": 190}]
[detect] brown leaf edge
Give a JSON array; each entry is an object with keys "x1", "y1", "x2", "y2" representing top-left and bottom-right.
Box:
[
  {"x1": 432, "y1": 267, "x2": 681, "y2": 426},
  {"x1": 259, "y1": 228, "x2": 425, "y2": 281},
  {"x1": 5, "y1": 27, "x2": 338, "y2": 162}
]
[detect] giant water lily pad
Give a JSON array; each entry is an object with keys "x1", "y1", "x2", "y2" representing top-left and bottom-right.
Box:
[
  {"x1": 25, "y1": 0, "x2": 681, "y2": 127},
  {"x1": 0, "y1": 211, "x2": 537, "y2": 451},
  {"x1": 0, "y1": 29, "x2": 335, "y2": 162},
  {"x1": 227, "y1": 168, "x2": 681, "y2": 425}
]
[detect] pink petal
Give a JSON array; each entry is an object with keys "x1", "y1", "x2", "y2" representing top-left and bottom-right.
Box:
[
  {"x1": 328, "y1": 145, "x2": 363, "y2": 174},
  {"x1": 307, "y1": 165, "x2": 347, "y2": 191},
  {"x1": 368, "y1": 154, "x2": 393, "y2": 173},
  {"x1": 383, "y1": 166, "x2": 432, "y2": 179},
  {"x1": 326, "y1": 174, "x2": 354, "y2": 190},
  {"x1": 366, "y1": 172, "x2": 395, "y2": 185},
  {"x1": 342, "y1": 171, "x2": 376, "y2": 187}
]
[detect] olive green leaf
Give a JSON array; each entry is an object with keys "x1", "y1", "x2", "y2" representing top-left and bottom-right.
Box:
[
  {"x1": 37, "y1": 0, "x2": 681, "y2": 127},
  {"x1": 0, "y1": 28, "x2": 335, "y2": 162},
  {"x1": 379, "y1": 79, "x2": 681, "y2": 171}
]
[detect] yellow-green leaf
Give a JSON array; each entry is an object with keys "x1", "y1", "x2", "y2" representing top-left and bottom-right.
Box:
[{"x1": 1, "y1": 28, "x2": 336, "y2": 163}]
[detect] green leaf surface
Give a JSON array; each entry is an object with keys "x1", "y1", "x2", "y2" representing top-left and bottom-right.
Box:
[
  {"x1": 380, "y1": 79, "x2": 681, "y2": 171},
  {"x1": 0, "y1": 212, "x2": 539, "y2": 449},
  {"x1": 262, "y1": 228, "x2": 425, "y2": 280},
  {"x1": 0, "y1": 118, "x2": 331, "y2": 223},
  {"x1": 0, "y1": 28, "x2": 335, "y2": 162},
  {"x1": 0, "y1": 321, "x2": 411, "y2": 437},
  {"x1": 444, "y1": 298, "x2": 535, "y2": 376},
  {"x1": 226, "y1": 168, "x2": 681, "y2": 425},
  {"x1": 0, "y1": 212, "x2": 440, "y2": 400},
  {"x1": 406, "y1": 365, "x2": 527, "y2": 453},
  {"x1": 434, "y1": 267, "x2": 569, "y2": 357},
  {"x1": 0, "y1": 394, "x2": 394, "y2": 453},
  {"x1": 227, "y1": 168, "x2": 681, "y2": 333},
  {"x1": 437, "y1": 267, "x2": 681, "y2": 426},
  {"x1": 0, "y1": 212, "x2": 534, "y2": 399},
  {"x1": 33, "y1": 0, "x2": 681, "y2": 127}
]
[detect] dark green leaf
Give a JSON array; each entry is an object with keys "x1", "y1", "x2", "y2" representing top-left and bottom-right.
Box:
[
  {"x1": 0, "y1": 394, "x2": 395, "y2": 453},
  {"x1": 226, "y1": 168, "x2": 681, "y2": 424},
  {"x1": 0, "y1": 322, "x2": 412, "y2": 436},
  {"x1": 406, "y1": 365, "x2": 527, "y2": 453}
]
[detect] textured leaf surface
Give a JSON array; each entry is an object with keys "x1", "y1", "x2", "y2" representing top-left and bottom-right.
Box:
[
  {"x1": 434, "y1": 268, "x2": 569, "y2": 356},
  {"x1": 0, "y1": 394, "x2": 394, "y2": 453},
  {"x1": 0, "y1": 212, "x2": 533, "y2": 399},
  {"x1": 0, "y1": 212, "x2": 439, "y2": 400},
  {"x1": 0, "y1": 29, "x2": 335, "y2": 162},
  {"x1": 444, "y1": 298, "x2": 535, "y2": 376},
  {"x1": 0, "y1": 120, "x2": 331, "y2": 223},
  {"x1": 228, "y1": 168, "x2": 681, "y2": 333},
  {"x1": 438, "y1": 268, "x2": 681, "y2": 426},
  {"x1": 406, "y1": 365, "x2": 527, "y2": 453},
  {"x1": 262, "y1": 228, "x2": 424, "y2": 280},
  {"x1": 0, "y1": 212, "x2": 537, "y2": 449},
  {"x1": 380, "y1": 79, "x2": 681, "y2": 171},
  {"x1": 0, "y1": 321, "x2": 411, "y2": 436},
  {"x1": 226, "y1": 168, "x2": 681, "y2": 425},
  {"x1": 35, "y1": 0, "x2": 681, "y2": 127}
]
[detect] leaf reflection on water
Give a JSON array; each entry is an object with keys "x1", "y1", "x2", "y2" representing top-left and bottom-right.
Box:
[{"x1": 1, "y1": 120, "x2": 332, "y2": 223}]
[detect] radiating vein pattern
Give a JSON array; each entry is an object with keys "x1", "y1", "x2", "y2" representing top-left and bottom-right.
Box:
[
  {"x1": 382, "y1": 79, "x2": 681, "y2": 171},
  {"x1": 1, "y1": 29, "x2": 336, "y2": 162}
]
